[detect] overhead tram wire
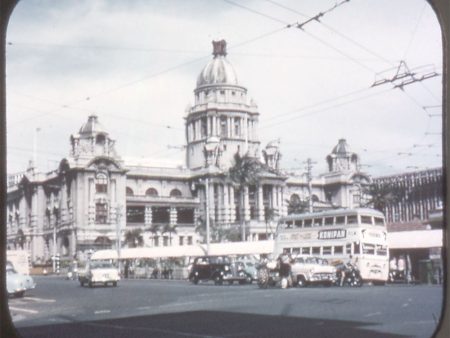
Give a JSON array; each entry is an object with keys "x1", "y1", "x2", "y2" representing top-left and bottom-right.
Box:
[
  {"x1": 262, "y1": 85, "x2": 373, "y2": 124},
  {"x1": 7, "y1": 25, "x2": 289, "y2": 129},
  {"x1": 259, "y1": 87, "x2": 391, "y2": 130},
  {"x1": 264, "y1": 0, "x2": 394, "y2": 67}
]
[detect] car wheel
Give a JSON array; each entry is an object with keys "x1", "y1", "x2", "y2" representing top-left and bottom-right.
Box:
[
  {"x1": 88, "y1": 281, "x2": 93, "y2": 288},
  {"x1": 15, "y1": 291, "x2": 25, "y2": 298},
  {"x1": 257, "y1": 268, "x2": 269, "y2": 289},
  {"x1": 246, "y1": 274, "x2": 253, "y2": 285},
  {"x1": 112, "y1": 281, "x2": 117, "y2": 287},
  {"x1": 297, "y1": 276, "x2": 307, "y2": 287},
  {"x1": 191, "y1": 276, "x2": 199, "y2": 284}
]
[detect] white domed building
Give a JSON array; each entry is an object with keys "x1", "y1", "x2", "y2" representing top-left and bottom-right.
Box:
[{"x1": 6, "y1": 40, "x2": 370, "y2": 265}]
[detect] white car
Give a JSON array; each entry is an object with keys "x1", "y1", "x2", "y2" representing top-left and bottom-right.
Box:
[
  {"x1": 6, "y1": 262, "x2": 36, "y2": 297},
  {"x1": 78, "y1": 260, "x2": 120, "y2": 288},
  {"x1": 291, "y1": 256, "x2": 337, "y2": 287}
]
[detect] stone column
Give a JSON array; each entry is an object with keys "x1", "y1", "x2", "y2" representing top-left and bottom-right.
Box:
[
  {"x1": 229, "y1": 186, "x2": 236, "y2": 223},
  {"x1": 243, "y1": 186, "x2": 250, "y2": 222},
  {"x1": 277, "y1": 186, "x2": 283, "y2": 217},
  {"x1": 223, "y1": 184, "x2": 230, "y2": 224},
  {"x1": 170, "y1": 207, "x2": 177, "y2": 225},
  {"x1": 257, "y1": 185, "x2": 265, "y2": 221}
]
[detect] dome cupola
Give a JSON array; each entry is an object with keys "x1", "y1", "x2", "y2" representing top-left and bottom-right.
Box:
[{"x1": 196, "y1": 40, "x2": 239, "y2": 88}]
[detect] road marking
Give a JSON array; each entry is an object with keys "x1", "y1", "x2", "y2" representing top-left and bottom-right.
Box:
[
  {"x1": 94, "y1": 310, "x2": 111, "y2": 314},
  {"x1": 26, "y1": 297, "x2": 56, "y2": 303},
  {"x1": 9, "y1": 306, "x2": 38, "y2": 314},
  {"x1": 364, "y1": 311, "x2": 381, "y2": 317},
  {"x1": 136, "y1": 306, "x2": 152, "y2": 310},
  {"x1": 402, "y1": 303, "x2": 409, "y2": 307}
]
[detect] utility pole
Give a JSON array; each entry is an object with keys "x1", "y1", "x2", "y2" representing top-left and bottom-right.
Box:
[
  {"x1": 305, "y1": 158, "x2": 316, "y2": 213},
  {"x1": 204, "y1": 178, "x2": 210, "y2": 255},
  {"x1": 116, "y1": 205, "x2": 123, "y2": 272},
  {"x1": 52, "y1": 223, "x2": 56, "y2": 273},
  {"x1": 33, "y1": 127, "x2": 41, "y2": 171}
]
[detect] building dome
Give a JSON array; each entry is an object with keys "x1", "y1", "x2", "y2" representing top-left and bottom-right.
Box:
[
  {"x1": 331, "y1": 139, "x2": 351, "y2": 155},
  {"x1": 79, "y1": 114, "x2": 108, "y2": 135},
  {"x1": 196, "y1": 40, "x2": 239, "y2": 88}
]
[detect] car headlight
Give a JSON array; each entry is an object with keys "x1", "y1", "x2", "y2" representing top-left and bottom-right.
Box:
[{"x1": 224, "y1": 266, "x2": 229, "y2": 271}]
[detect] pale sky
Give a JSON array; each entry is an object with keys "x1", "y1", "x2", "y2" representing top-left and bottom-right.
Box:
[{"x1": 6, "y1": 0, "x2": 443, "y2": 178}]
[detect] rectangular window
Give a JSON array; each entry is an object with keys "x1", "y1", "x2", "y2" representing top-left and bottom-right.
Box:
[
  {"x1": 312, "y1": 246, "x2": 320, "y2": 255},
  {"x1": 201, "y1": 117, "x2": 207, "y2": 137},
  {"x1": 335, "y1": 216, "x2": 345, "y2": 225},
  {"x1": 177, "y1": 208, "x2": 194, "y2": 224},
  {"x1": 294, "y1": 220, "x2": 302, "y2": 227},
  {"x1": 96, "y1": 183, "x2": 107, "y2": 194},
  {"x1": 362, "y1": 243, "x2": 375, "y2": 255},
  {"x1": 347, "y1": 215, "x2": 358, "y2": 224},
  {"x1": 95, "y1": 203, "x2": 108, "y2": 224},
  {"x1": 353, "y1": 242, "x2": 361, "y2": 254},
  {"x1": 179, "y1": 236, "x2": 184, "y2": 246},
  {"x1": 374, "y1": 217, "x2": 385, "y2": 226},
  {"x1": 360, "y1": 216, "x2": 373, "y2": 225},
  {"x1": 324, "y1": 217, "x2": 334, "y2": 226},
  {"x1": 313, "y1": 218, "x2": 322, "y2": 227},
  {"x1": 334, "y1": 246, "x2": 343, "y2": 254},
  {"x1": 292, "y1": 247, "x2": 300, "y2": 255},
  {"x1": 376, "y1": 245, "x2": 387, "y2": 256},
  {"x1": 234, "y1": 117, "x2": 240, "y2": 136},
  {"x1": 301, "y1": 247, "x2": 311, "y2": 255},
  {"x1": 152, "y1": 207, "x2": 170, "y2": 223},
  {"x1": 323, "y1": 246, "x2": 332, "y2": 255},
  {"x1": 346, "y1": 243, "x2": 352, "y2": 254},
  {"x1": 304, "y1": 219, "x2": 312, "y2": 227},
  {"x1": 126, "y1": 206, "x2": 145, "y2": 223},
  {"x1": 187, "y1": 236, "x2": 193, "y2": 245},
  {"x1": 163, "y1": 236, "x2": 169, "y2": 247},
  {"x1": 220, "y1": 116, "x2": 227, "y2": 137},
  {"x1": 286, "y1": 220, "x2": 293, "y2": 228}
]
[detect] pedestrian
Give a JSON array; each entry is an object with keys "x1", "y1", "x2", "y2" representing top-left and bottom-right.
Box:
[{"x1": 397, "y1": 255, "x2": 406, "y2": 281}]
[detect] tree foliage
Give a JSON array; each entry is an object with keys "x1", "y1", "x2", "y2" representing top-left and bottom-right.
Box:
[
  {"x1": 124, "y1": 228, "x2": 144, "y2": 248},
  {"x1": 228, "y1": 153, "x2": 264, "y2": 189},
  {"x1": 362, "y1": 183, "x2": 402, "y2": 211}
]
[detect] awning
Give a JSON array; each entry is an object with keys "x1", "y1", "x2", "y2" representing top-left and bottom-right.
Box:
[
  {"x1": 387, "y1": 229, "x2": 443, "y2": 249},
  {"x1": 91, "y1": 240, "x2": 275, "y2": 260}
]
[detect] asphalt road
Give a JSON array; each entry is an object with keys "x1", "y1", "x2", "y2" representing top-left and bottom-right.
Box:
[{"x1": 7, "y1": 276, "x2": 443, "y2": 338}]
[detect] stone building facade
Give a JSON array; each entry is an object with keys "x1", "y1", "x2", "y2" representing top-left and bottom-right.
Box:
[{"x1": 5, "y1": 40, "x2": 389, "y2": 265}]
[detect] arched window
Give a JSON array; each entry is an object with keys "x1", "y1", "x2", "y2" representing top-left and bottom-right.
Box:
[
  {"x1": 145, "y1": 188, "x2": 158, "y2": 196},
  {"x1": 170, "y1": 189, "x2": 182, "y2": 198},
  {"x1": 96, "y1": 173, "x2": 108, "y2": 193},
  {"x1": 96, "y1": 134, "x2": 106, "y2": 145},
  {"x1": 126, "y1": 187, "x2": 134, "y2": 196}
]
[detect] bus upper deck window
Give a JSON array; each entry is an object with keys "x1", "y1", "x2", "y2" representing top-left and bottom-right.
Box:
[
  {"x1": 324, "y1": 217, "x2": 333, "y2": 225},
  {"x1": 335, "y1": 216, "x2": 345, "y2": 225},
  {"x1": 374, "y1": 217, "x2": 384, "y2": 226},
  {"x1": 346, "y1": 243, "x2": 352, "y2": 254},
  {"x1": 363, "y1": 243, "x2": 375, "y2": 255},
  {"x1": 294, "y1": 220, "x2": 302, "y2": 227},
  {"x1": 323, "y1": 246, "x2": 332, "y2": 255},
  {"x1": 312, "y1": 246, "x2": 320, "y2": 255},
  {"x1": 286, "y1": 220, "x2": 293, "y2": 228},
  {"x1": 304, "y1": 219, "x2": 312, "y2": 227},
  {"x1": 313, "y1": 218, "x2": 322, "y2": 226},
  {"x1": 301, "y1": 247, "x2": 311, "y2": 255},
  {"x1": 334, "y1": 246, "x2": 343, "y2": 254},
  {"x1": 360, "y1": 216, "x2": 372, "y2": 225},
  {"x1": 353, "y1": 242, "x2": 360, "y2": 254},
  {"x1": 347, "y1": 215, "x2": 358, "y2": 224}
]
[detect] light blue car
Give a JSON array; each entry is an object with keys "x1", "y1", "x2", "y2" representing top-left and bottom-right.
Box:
[{"x1": 6, "y1": 262, "x2": 36, "y2": 298}]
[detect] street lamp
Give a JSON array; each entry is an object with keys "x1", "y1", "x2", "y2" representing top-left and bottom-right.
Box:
[
  {"x1": 116, "y1": 205, "x2": 123, "y2": 271},
  {"x1": 204, "y1": 178, "x2": 210, "y2": 255}
]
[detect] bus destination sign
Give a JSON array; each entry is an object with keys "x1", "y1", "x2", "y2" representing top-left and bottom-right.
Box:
[{"x1": 317, "y1": 229, "x2": 346, "y2": 240}]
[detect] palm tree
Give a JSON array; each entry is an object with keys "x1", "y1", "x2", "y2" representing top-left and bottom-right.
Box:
[
  {"x1": 124, "y1": 228, "x2": 144, "y2": 248},
  {"x1": 16, "y1": 229, "x2": 26, "y2": 249},
  {"x1": 285, "y1": 195, "x2": 309, "y2": 215},
  {"x1": 162, "y1": 224, "x2": 177, "y2": 246},
  {"x1": 362, "y1": 183, "x2": 402, "y2": 212},
  {"x1": 149, "y1": 224, "x2": 160, "y2": 247},
  {"x1": 228, "y1": 152, "x2": 264, "y2": 241}
]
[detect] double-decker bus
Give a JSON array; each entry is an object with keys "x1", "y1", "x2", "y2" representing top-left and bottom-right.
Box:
[{"x1": 274, "y1": 208, "x2": 389, "y2": 284}]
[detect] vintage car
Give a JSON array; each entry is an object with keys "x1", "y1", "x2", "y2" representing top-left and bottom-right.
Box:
[
  {"x1": 6, "y1": 261, "x2": 36, "y2": 298},
  {"x1": 290, "y1": 256, "x2": 337, "y2": 287},
  {"x1": 189, "y1": 256, "x2": 252, "y2": 285},
  {"x1": 78, "y1": 260, "x2": 120, "y2": 287}
]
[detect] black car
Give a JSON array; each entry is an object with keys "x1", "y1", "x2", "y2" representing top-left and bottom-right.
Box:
[{"x1": 189, "y1": 256, "x2": 252, "y2": 285}]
